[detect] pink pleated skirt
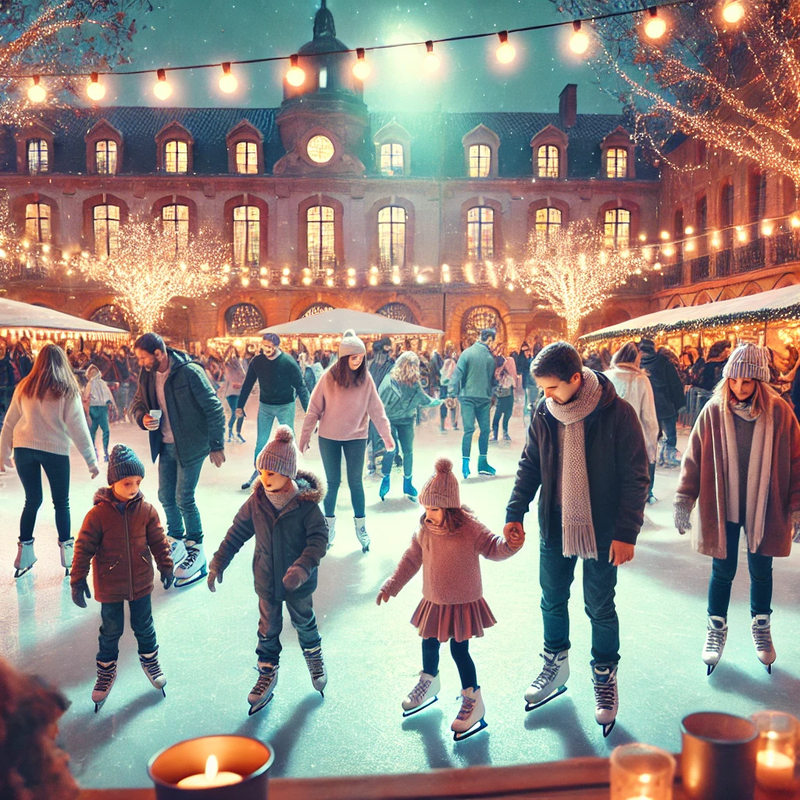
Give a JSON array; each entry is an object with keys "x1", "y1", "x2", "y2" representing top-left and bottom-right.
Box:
[{"x1": 410, "y1": 598, "x2": 497, "y2": 643}]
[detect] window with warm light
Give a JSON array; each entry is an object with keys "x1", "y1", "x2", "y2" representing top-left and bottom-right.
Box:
[
  {"x1": 93, "y1": 204, "x2": 121, "y2": 259},
  {"x1": 468, "y1": 144, "x2": 491, "y2": 178},
  {"x1": 307, "y1": 205, "x2": 335, "y2": 271},
  {"x1": 233, "y1": 205, "x2": 260, "y2": 268},
  {"x1": 467, "y1": 206, "x2": 494, "y2": 260},
  {"x1": 307, "y1": 135, "x2": 334, "y2": 164},
  {"x1": 537, "y1": 145, "x2": 560, "y2": 178},
  {"x1": 25, "y1": 202, "x2": 51, "y2": 243},
  {"x1": 235, "y1": 142, "x2": 258, "y2": 175},
  {"x1": 165, "y1": 140, "x2": 188, "y2": 174},
  {"x1": 535, "y1": 207, "x2": 562, "y2": 239},
  {"x1": 95, "y1": 140, "x2": 118, "y2": 175},
  {"x1": 379, "y1": 143, "x2": 404, "y2": 176},
  {"x1": 27, "y1": 139, "x2": 49, "y2": 174},
  {"x1": 606, "y1": 147, "x2": 628, "y2": 179},
  {"x1": 378, "y1": 206, "x2": 406, "y2": 268},
  {"x1": 604, "y1": 208, "x2": 631, "y2": 249},
  {"x1": 161, "y1": 204, "x2": 190, "y2": 255}
]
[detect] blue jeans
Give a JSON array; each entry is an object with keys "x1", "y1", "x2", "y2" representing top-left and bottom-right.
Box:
[
  {"x1": 318, "y1": 437, "x2": 367, "y2": 517},
  {"x1": 116, "y1": 382, "x2": 132, "y2": 419},
  {"x1": 660, "y1": 415, "x2": 678, "y2": 449},
  {"x1": 14, "y1": 447, "x2": 71, "y2": 542},
  {"x1": 157, "y1": 443, "x2": 205, "y2": 542},
  {"x1": 256, "y1": 594, "x2": 320, "y2": 664},
  {"x1": 254, "y1": 402, "x2": 295, "y2": 465},
  {"x1": 97, "y1": 594, "x2": 157, "y2": 662},
  {"x1": 708, "y1": 522, "x2": 773, "y2": 617},
  {"x1": 460, "y1": 397, "x2": 491, "y2": 458},
  {"x1": 381, "y1": 421, "x2": 414, "y2": 478},
  {"x1": 539, "y1": 516, "x2": 620, "y2": 665},
  {"x1": 226, "y1": 395, "x2": 243, "y2": 436},
  {"x1": 89, "y1": 405, "x2": 110, "y2": 454}
]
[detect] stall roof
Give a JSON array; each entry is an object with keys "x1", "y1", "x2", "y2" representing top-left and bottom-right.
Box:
[
  {"x1": 0, "y1": 298, "x2": 128, "y2": 338},
  {"x1": 580, "y1": 284, "x2": 800, "y2": 344},
  {"x1": 260, "y1": 308, "x2": 443, "y2": 337}
]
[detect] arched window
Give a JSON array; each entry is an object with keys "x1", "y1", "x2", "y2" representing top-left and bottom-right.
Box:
[
  {"x1": 165, "y1": 140, "x2": 188, "y2": 174},
  {"x1": 462, "y1": 306, "x2": 503, "y2": 345},
  {"x1": 233, "y1": 206, "x2": 260, "y2": 268},
  {"x1": 300, "y1": 302, "x2": 335, "y2": 318},
  {"x1": 537, "y1": 145, "x2": 559, "y2": 178},
  {"x1": 27, "y1": 139, "x2": 49, "y2": 174},
  {"x1": 93, "y1": 204, "x2": 121, "y2": 259},
  {"x1": 25, "y1": 203, "x2": 51, "y2": 243},
  {"x1": 379, "y1": 143, "x2": 404, "y2": 176},
  {"x1": 90, "y1": 304, "x2": 130, "y2": 331},
  {"x1": 606, "y1": 148, "x2": 627, "y2": 179},
  {"x1": 377, "y1": 302, "x2": 417, "y2": 324},
  {"x1": 604, "y1": 208, "x2": 631, "y2": 249},
  {"x1": 468, "y1": 144, "x2": 491, "y2": 178},
  {"x1": 307, "y1": 205, "x2": 336, "y2": 272},
  {"x1": 95, "y1": 140, "x2": 118, "y2": 175},
  {"x1": 235, "y1": 142, "x2": 258, "y2": 175},
  {"x1": 467, "y1": 206, "x2": 494, "y2": 261},
  {"x1": 161, "y1": 203, "x2": 190, "y2": 255},
  {"x1": 535, "y1": 207, "x2": 562, "y2": 239},
  {"x1": 224, "y1": 303, "x2": 265, "y2": 336},
  {"x1": 378, "y1": 206, "x2": 406, "y2": 268}
]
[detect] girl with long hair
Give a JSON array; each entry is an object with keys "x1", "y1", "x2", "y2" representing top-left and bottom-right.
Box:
[
  {"x1": 222, "y1": 345, "x2": 247, "y2": 444},
  {"x1": 299, "y1": 330, "x2": 394, "y2": 554},
  {"x1": 0, "y1": 344, "x2": 99, "y2": 578}
]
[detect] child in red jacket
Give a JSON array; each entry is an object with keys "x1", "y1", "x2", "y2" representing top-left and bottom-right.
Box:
[
  {"x1": 70, "y1": 444, "x2": 173, "y2": 712},
  {"x1": 377, "y1": 458, "x2": 524, "y2": 740}
]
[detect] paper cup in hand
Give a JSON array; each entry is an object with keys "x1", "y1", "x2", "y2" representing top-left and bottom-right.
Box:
[{"x1": 147, "y1": 409, "x2": 162, "y2": 430}]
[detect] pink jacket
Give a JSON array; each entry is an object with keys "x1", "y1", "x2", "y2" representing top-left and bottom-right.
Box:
[
  {"x1": 299, "y1": 369, "x2": 392, "y2": 451},
  {"x1": 381, "y1": 516, "x2": 517, "y2": 605}
]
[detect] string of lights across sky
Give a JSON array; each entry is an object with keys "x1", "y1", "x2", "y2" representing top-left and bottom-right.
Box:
[{"x1": 13, "y1": 0, "x2": 748, "y2": 103}]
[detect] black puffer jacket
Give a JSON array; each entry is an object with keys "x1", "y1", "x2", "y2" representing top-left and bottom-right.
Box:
[{"x1": 639, "y1": 342, "x2": 686, "y2": 419}]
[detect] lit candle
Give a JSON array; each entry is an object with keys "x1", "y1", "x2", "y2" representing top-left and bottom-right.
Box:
[
  {"x1": 756, "y1": 749, "x2": 795, "y2": 791},
  {"x1": 176, "y1": 755, "x2": 243, "y2": 788}
]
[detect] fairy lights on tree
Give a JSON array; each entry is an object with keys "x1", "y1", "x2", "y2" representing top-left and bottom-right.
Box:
[{"x1": 70, "y1": 220, "x2": 230, "y2": 334}]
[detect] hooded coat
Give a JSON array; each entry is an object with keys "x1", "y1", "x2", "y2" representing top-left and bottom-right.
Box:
[{"x1": 639, "y1": 341, "x2": 686, "y2": 419}]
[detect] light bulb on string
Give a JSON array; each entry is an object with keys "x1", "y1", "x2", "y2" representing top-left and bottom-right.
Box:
[
  {"x1": 27, "y1": 75, "x2": 46, "y2": 103},
  {"x1": 423, "y1": 41, "x2": 440, "y2": 73},
  {"x1": 286, "y1": 54, "x2": 305, "y2": 87},
  {"x1": 496, "y1": 31, "x2": 516, "y2": 64},
  {"x1": 722, "y1": 1, "x2": 745, "y2": 23},
  {"x1": 153, "y1": 69, "x2": 172, "y2": 100},
  {"x1": 353, "y1": 48, "x2": 371, "y2": 81},
  {"x1": 643, "y1": 7, "x2": 667, "y2": 40},
  {"x1": 219, "y1": 62, "x2": 237, "y2": 94},
  {"x1": 569, "y1": 20, "x2": 590, "y2": 55},
  {"x1": 86, "y1": 72, "x2": 105, "y2": 101}
]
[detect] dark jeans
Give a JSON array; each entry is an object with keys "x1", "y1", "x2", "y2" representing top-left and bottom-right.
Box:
[
  {"x1": 157, "y1": 443, "x2": 205, "y2": 542},
  {"x1": 382, "y1": 421, "x2": 414, "y2": 478},
  {"x1": 97, "y1": 594, "x2": 157, "y2": 662},
  {"x1": 460, "y1": 397, "x2": 491, "y2": 458},
  {"x1": 226, "y1": 395, "x2": 243, "y2": 435},
  {"x1": 422, "y1": 637, "x2": 478, "y2": 690},
  {"x1": 492, "y1": 393, "x2": 514, "y2": 436},
  {"x1": 318, "y1": 436, "x2": 367, "y2": 517},
  {"x1": 14, "y1": 447, "x2": 71, "y2": 543},
  {"x1": 708, "y1": 522, "x2": 773, "y2": 618},
  {"x1": 256, "y1": 595, "x2": 320, "y2": 664},
  {"x1": 660, "y1": 415, "x2": 677, "y2": 449},
  {"x1": 116, "y1": 382, "x2": 132, "y2": 419},
  {"x1": 539, "y1": 517, "x2": 620, "y2": 665},
  {"x1": 89, "y1": 405, "x2": 110, "y2": 454}
]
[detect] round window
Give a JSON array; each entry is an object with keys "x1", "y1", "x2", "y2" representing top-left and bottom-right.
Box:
[{"x1": 307, "y1": 135, "x2": 334, "y2": 164}]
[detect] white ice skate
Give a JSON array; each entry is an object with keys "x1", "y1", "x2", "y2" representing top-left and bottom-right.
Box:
[
  {"x1": 525, "y1": 649, "x2": 569, "y2": 711},
  {"x1": 248, "y1": 663, "x2": 278, "y2": 716},
  {"x1": 751, "y1": 614, "x2": 776, "y2": 673},
  {"x1": 302, "y1": 645, "x2": 327, "y2": 696},
  {"x1": 702, "y1": 615, "x2": 728, "y2": 675},
  {"x1": 166, "y1": 535, "x2": 188, "y2": 567},
  {"x1": 174, "y1": 541, "x2": 207, "y2": 588},
  {"x1": 325, "y1": 516, "x2": 336, "y2": 550},
  {"x1": 451, "y1": 687, "x2": 487, "y2": 741},
  {"x1": 402, "y1": 671, "x2": 440, "y2": 717},
  {"x1": 354, "y1": 517, "x2": 370, "y2": 553},
  {"x1": 139, "y1": 649, "x2": 167, "y2": 696},
  {"x1": 592, "y1": 664, "x2": 618, "y2": 738},
  {"x1": 92, "y1": 660, "x2": 117, "y2": 713},
  {"x1": 13, "y1": 539, "x2": 36, "y2": 578},
  {"x1": 59, "y1": 538, "x2": 74, "y2": 577}
]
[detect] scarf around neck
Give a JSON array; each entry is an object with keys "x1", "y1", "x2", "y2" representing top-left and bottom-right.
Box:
[{"x1": 545, "y1": 368, "x2": 604, "y2": 560}]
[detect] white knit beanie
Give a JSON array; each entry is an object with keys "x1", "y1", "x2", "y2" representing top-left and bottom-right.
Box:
[
  {"x1": 419, "y1": 458, "x2": 461, "y2": 508},
  {"x1": 339, "y1": 329, "x2": 366, "y2": 357},
  {"x1": 723, "y1": 342, "x2": 770, "y2": 384},
  {"x1": 255, "y1": 425, "x2": 298, "y2": 479}
]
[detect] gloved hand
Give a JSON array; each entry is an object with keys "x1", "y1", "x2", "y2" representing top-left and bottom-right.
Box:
[
  {"x1": 207, "y1": 566, "x2": 224, "y2": 592},
  {"x1": 160, "y1": 569, "x2": 174, "y2": 590},
  {"x1": 282, "y1": 565, "x2": 309, "y2": 592},
  {"x1": 793, "y1": 521, "x2": 800, "y2": 544},
  {"x1": 674, "y1": 499, "x2": 693, "y2": 536},
  {"x1": 71, "y1": 578, "x2": 91, "y2": 608}
]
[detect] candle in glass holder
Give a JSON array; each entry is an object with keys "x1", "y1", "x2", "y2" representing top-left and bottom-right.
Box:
[
  {"x1": 752, "y1": 711, "x2": 797, "y2": 793},
  {"x1": 610, "y1": 744, "x2": 676, "y2": 800},
  {"x1": 176, "y1": 755, "x2": 243, "y2": 789}
]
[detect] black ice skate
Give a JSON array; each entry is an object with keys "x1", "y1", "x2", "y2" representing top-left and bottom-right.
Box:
[
  {"x1": 139, "y1": 649, "x2": 167, "y2": 696},
  {"x1": 302, "y1": 645, "x2": 327, "y2": 696},
  {"x1": 592, "y1": 664, "x2": 618, "y2": 738},
  {"x1": 702, "y1": 615, "x2": 728, "y2": 675},
  {"x1": 92, "y1": 660, "x2": 117, "y2": 713},
  {"x1": 451, "y1": 687, "x2": 487, "y2": 741},
  {"x1": 248, "y1": 663, "x2": 278, "y2": 716},
  {"x1": 525, "y1": 649, "x2": 569, "y2": 711},
  {"x1": 174, "y1": 541, "x2": 207, "y2": 588},
  {"x1": 402, "y1": 671, "x2": 440, "y2": 717},
  {"x1": 752, "y1": 614, "x2": 776, "y2": 673}
]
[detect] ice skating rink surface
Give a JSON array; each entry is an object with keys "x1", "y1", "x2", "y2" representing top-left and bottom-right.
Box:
[{"x1": 3, "y1": 404, "x2": 800, "y2": 789}]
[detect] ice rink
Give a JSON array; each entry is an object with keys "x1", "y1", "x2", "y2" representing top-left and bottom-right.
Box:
[{"x1": 3, "y1": 401, "x2": 800, "y2": 789}]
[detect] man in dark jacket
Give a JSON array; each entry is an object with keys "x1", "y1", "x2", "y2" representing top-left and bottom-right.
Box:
[
  {"x1": 367, "y1": 337, "x2": 395, "y2": 474},
  {"x1": 515, "y1": 341, "x2": 534, "y2": 423},
  {"x1": 504, "y1": 342, "x2": 649, "y2": 737},
  {"x1": 638, "y1": 338, "x2": 686, "y2": 467},
  {"x1": 131, "y1": 332, "x2": 226, "y2": 588}
]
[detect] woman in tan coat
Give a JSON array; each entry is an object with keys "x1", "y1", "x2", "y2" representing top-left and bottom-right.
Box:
[{"x1": 674, "y1": 343, "x2": 800, "y2": 675}]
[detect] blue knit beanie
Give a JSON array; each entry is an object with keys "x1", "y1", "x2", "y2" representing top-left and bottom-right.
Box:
[{"x1": 107, "y1": 445, "x2": 145, "y2": 484}]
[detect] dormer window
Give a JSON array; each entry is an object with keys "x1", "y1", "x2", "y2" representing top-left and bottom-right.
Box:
[
  {"x1": 537, "y1": 145, "x2": 559, "y2": 178},
  {"x1": 155, "y1": 121, "x2": 194, "y2": 174},
  {"x1": 462, "y1": 124, "x2": 500, "y2": 179},
  {"x1": 85, "y1": 119, "x2": 124, "y2": 175},
  {"x1": 380, "y1": 143, "x2": 404, "y2": 176},
  {"x1": 373, "y1": 120, "x2": 412, "y2": 178},
  {"x1": 226, "y1": 120, "x2": 264, "y2": 175},
  {"x1": 235, "y1": 142, "x2": 258, "y2": 175},
  {"x1": 165, "y1": 140, "x2": 188, "y2": 174},
  {"x1": 606, "y1": 148, "x2": 627, "y2": 179},
  {"x1": 468, "y1": 145, "x2": 491, "y2": 178},
  {"x1": 95, "y1": 140, "x2": 118, "y2": 175},
  {"x1": 27, "y1": 140, "x2": 49, "y2": 174}
]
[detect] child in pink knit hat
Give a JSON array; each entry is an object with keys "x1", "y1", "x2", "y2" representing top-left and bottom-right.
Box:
[{"x1": 377, "y1": 458, "x2": 524, "y2": 740}]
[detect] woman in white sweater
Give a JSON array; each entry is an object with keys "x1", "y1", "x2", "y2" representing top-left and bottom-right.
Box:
[{"x1": 0, "y1": 344, "x2": 99, "y2": 578}]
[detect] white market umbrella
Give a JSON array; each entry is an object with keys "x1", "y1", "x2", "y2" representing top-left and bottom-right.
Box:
[
  {"x1": 0, "y1": 297, "x2": 128, "y2": 340},
  {"x1": 259, "y1": 308, "x2": 443, "y2": 337}
]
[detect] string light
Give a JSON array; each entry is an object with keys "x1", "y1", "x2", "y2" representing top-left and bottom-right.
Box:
[
  {"x1": 722, "y1": 1, "x2": 745, "y2": 23},
  {"x1": 423, "y1": 41, "x2": 440, "y2": 73},
  {"x1": 86, "y1": 72, "x2": 105, "y2": 101},
  {"x1": 218, "y1": 62, "x2": 237, "y2": 94},
  {"x1": 643, "y1": 7, "x2": 667, "y2": 40},
  {"x1": 496, "y1": 31, "x2": 516, "y2": 64},
  {"x1": 153, "y1": 69, "x2": 172, "y2": 100},
  {"x1": 286, "y1": 54, "x2": 305, "y2": 87},
  {"x1": 569, "y1": 21, "x2": 590, "y2": 55},
  {"x1": 27, "y1": 76, "x2": 46, "y2": 103},
  {"x1": 352, "y1": 48, "x2": 371, "y2": 80}
]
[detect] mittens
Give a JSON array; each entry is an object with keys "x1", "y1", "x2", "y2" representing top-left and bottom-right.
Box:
[
  {"x1": 673, "y1": 496, "x2": 693, "y2": 535},
  {"x1": 207, "y1": 566, "x2": 224, "y2": 592},
  {"x1": 282, "y1": 565, "x2": 309, "y2": 592},
  {"x1": 71, "y1": 578, "x2": 91, "y2": 608},
  {"x1": 160, "y1": 569, "x2": 174, "y2": 590}
]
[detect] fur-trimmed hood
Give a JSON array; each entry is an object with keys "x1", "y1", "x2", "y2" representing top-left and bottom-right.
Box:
[{"x1": 254, "y1": 468, "x2": 325, "y2": 505}]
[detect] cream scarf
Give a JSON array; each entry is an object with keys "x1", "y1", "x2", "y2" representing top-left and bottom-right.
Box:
[{"x1": 546, "y1": 368, "x2": 603, "y2": 560}]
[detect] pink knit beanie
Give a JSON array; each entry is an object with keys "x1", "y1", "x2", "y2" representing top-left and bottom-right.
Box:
[
  {"x1": 256, "y1": 425, "x2": 298, "y2": 479},
  {"x1": 339, "y1": 329, "x2": 366, "y2": 358},
  {"x1": 419, "y1": 458, "x2": 461, "y2": 508}
]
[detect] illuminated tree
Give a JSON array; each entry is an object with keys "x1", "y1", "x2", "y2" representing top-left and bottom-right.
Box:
[
  {"x1": 71, "y1": 220, "x2": 231, "y2": 334},
  {"x1": 0, "y1": 191, "x2": 23, "y2": 285}
]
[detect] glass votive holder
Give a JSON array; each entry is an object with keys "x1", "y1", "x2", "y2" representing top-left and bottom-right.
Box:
[
  {"x1": 752, "y1": 711, "x2": 798, "y2": 793},
  {"x1": 148, "y1": 735, "x2": 274, "y2": 799},
  {"x1": 610, "y1": 743, "x2": 676, "y2": 800}
]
